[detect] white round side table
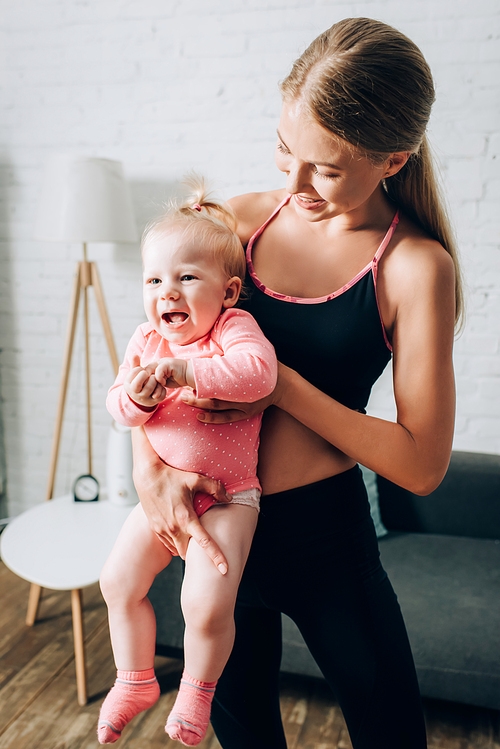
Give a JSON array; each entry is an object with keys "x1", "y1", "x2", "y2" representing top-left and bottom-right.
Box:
[{"x1": 0, "y1": 493, "x2": 134, "y2": 705}]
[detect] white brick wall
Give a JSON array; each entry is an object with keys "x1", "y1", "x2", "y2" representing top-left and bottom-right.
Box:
[{"x1": 1, "y1": 1, "x2": 498, "y2": 515}]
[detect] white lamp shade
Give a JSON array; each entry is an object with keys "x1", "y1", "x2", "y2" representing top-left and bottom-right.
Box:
[{"x1": 34, "y1": 154, "x2": 138, "y2": 243}]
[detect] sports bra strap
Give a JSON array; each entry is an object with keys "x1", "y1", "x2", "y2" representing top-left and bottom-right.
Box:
[
  {"x1": 372, "y1": 210, "x2": 400, "y2": 266},
  {"x1": 246, "y1": 194, "x2": 291, "y2": 255}
]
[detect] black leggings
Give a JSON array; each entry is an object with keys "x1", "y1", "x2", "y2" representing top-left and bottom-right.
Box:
[{"x1": 211, "y1": 467, "x2": 427, "y2": 749}]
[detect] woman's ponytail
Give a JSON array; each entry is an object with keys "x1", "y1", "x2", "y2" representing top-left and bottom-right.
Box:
[{"x1": 385, "y1": 137, "x2": 464, "y2": 332}]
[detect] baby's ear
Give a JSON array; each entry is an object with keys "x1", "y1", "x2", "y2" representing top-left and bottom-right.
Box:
[{"x1": 222, "y1": 276, "x2": 242, "y2": 308}]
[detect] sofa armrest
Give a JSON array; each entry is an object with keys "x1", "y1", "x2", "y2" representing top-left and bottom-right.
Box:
[{"x1": 377, "y1": 451, "x2": 500, "y2": 540}]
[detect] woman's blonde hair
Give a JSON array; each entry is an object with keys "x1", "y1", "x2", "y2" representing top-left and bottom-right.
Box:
[
  {"x1": 142, "y1": 175, "x2": 246, "y2": 283},
  {"x1": 280, "y1": 17, "x2": 464, "y2": 331}
]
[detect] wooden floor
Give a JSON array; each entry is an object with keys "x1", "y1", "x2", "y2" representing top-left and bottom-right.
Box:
[{"x1": 0, "y1": 560, "x2": 499, "y2": 749}]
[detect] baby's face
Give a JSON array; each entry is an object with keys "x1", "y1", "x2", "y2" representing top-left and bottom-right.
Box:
[{"x1": 142, "y1": 226, "x2": 233, "y2": 345}]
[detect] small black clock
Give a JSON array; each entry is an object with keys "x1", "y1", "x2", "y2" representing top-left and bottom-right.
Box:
[{"x1": 73, "y1": 474, "x2": 100, "y2": 502}]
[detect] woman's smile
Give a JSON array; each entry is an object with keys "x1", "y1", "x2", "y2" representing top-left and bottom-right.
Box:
[{"x1": 293, "y1": 194, "x2": 328, "y2": 210}]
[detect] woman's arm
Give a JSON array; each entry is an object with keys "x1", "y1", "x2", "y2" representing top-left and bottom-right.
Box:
[
  {"x1": 131, "y1": 426, "x2": 231, "y2": 572},
  {"x1": 274, "y1": 240, "x2": 457, "y2": 495}
]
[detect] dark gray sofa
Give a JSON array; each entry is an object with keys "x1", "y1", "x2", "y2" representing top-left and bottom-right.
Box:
[{"x1": 149, "y1": 450, "x2": 500, "y2": 710}]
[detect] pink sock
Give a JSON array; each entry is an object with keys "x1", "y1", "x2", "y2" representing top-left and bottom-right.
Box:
[
  {"x1": 97, "y1": 668, "x2": 160, "y2": 744},
  {"x1": 165, "y1": 670, "x2": 217, "y2": 746}
]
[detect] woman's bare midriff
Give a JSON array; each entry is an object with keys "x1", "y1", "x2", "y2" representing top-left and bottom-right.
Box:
[{"x1": 257, "y1": 406, "x2": 356, "y2": 496}]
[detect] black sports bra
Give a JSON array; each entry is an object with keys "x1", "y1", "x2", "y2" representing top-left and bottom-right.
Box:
[{"x1": 239, "y1": 195, "x2": 398, "y2": 413}]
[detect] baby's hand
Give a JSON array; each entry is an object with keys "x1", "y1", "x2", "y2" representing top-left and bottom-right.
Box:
[
  {"x1": 124, "y1": 355, "x2": 166, "y2": 409},
  {"x1": 155, "y1": 357, "x2": 194, "y2": 390}
]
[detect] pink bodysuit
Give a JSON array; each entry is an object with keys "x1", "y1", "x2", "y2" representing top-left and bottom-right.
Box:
[{"x1": 106, "y1": 308, "x2": 277, "y2": 517}]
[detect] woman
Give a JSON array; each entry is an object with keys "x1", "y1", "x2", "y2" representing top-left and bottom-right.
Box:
[{"x1": 132, "y1": 17, "x2": 462, "y2": 749}]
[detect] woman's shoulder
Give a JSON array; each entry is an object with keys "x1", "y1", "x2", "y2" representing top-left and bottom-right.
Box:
[
  {"x1": 227, "y1": 188, "x2": 287, "y2": 245},
  {"x1": 387, "y1": 214, "x2": 455, "y2": 279},
  {"x1": 381, "y1": 213, "x2": 456, "y2": 314}
]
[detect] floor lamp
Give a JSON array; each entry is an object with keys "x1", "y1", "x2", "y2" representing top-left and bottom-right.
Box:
[
  {"x1": 34, "y1": 155, "x2": 138, "y2": 502},
  {"x1": 29, "y1": 155, "x2": 138, "y2": 681}
]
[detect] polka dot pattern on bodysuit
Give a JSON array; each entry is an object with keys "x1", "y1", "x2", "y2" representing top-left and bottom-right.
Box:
[{"x1": 106, "y1": 308, "x2": 277, "y2": 497}]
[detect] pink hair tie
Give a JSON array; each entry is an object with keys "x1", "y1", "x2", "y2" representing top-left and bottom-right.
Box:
[{"x1": 193, "y1": 204, "x2": 202, "y2": 212}]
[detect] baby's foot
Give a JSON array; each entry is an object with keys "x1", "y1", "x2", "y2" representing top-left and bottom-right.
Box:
[
  {"x1": 97, "y1": 669, "x2": 159, "y2": 743},
  {"x1": 165, "y1": 670, "x2": 217, "y2": 746}
]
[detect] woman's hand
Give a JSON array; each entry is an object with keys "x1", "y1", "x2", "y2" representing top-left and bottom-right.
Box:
[
  {"x1": 181, "y1": 364, "x2": 284, "y2": 423},
  {"x1": 182, "y1": 394, "x2": 273, "y2": 424},
  {"x1": 131, "y1": 426, "x2": 231, "y2": 573},
  {"x1": 180, "y1": 392, "x2": 274, "y2": 423}
]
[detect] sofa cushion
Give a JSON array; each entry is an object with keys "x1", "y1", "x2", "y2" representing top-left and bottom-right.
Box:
[
  {"x1": 379, "y1": 532, "x2": 500, "y2": 710},
  {"x1": 377, "y1": 451, "x2": 500, "y2": 539}
]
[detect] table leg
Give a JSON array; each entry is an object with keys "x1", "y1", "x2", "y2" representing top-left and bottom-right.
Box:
[
  {"x1": 71, "y1": 588, "x2": 87, "y2": 706},
  {"x1": 26, "y1": 583, "x2": 43, "y2": 626}
]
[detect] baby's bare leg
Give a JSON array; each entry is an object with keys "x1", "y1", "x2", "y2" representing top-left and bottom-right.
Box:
[
  {"x1": 166, "y1": 504, "x2": 258, "y2": 746},
  {"x1": 182, "y1": 504, "x2": 258, "y2": 681},
  {"x1": 98, "y1": 503, "x2": 172, "y2": 744},
  {"x1": 100, "y1": 502, "x2": 173, "y2": 670}
]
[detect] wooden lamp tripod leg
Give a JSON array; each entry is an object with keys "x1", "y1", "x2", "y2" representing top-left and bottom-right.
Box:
[
  {"x1": 45, "y1": 262, "x2": 83, "y2": 503},
  {"x1": 90, "y1": 262, "x2": 119, "y2": 376},
  {"x1": 41, "y1": 257, "x2": 118, "y2": 508}
]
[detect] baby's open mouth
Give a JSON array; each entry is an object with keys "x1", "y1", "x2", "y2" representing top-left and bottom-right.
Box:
[{"x1": 162, "y1": 312, "x2": 189, "y2": 324}]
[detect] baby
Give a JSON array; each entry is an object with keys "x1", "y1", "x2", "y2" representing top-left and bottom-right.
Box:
[{"x1": 98, "y1": 177, "x2": 277, "y2": 746}]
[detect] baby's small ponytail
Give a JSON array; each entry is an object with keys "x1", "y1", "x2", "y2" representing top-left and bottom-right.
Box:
[{"x1": 178, "y1": 174, "x2": 238, "y2": 233}]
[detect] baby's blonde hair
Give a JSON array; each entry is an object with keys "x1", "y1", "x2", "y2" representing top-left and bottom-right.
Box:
[{"x1": 142, "y1": 175, "x2": 246, "y2": 283}]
